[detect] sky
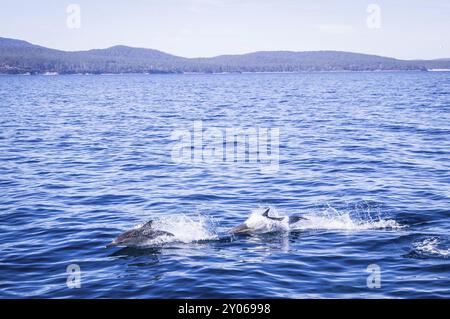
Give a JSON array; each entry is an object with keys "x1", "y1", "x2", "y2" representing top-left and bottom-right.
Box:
[{"x1": 1, "y1": 0, "x2": 449, "y2": 59}]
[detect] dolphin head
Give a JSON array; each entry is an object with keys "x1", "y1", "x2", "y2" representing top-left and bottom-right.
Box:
[{"x1": 230, "y1": 208, "x2": 288, "y2": 235}]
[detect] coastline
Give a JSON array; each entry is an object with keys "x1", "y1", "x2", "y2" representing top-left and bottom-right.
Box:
[{"x1": 0, "y1": 69, "x2": 436, "y2": 76}]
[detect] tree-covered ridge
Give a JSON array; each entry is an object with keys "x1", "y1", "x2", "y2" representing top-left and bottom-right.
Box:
[{"x1": 1, "y1": 37, "x2": 449, "y2": 74}]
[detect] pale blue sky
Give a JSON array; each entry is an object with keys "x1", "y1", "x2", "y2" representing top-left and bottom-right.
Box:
[{"x1": 1, "y1": 0, "x2": 449, "y2": 59}]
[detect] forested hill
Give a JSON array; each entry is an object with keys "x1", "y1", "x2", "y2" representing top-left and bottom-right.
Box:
[{"x1": 1, "y1": 37, "x2": 449, "y2": 74}]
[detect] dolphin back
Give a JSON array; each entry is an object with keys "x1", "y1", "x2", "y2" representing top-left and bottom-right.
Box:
[{"x1": 288, "y1": 214, "x2": 307, "y2": 224}]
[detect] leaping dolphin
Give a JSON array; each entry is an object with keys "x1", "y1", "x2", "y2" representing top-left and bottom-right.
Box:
[
  {"x1": 107, "y1": 220, "x2": 174, "y2": 248},
  {"x1": 107, "y1": 207, "x2": 306, "y2": 248},
  {"x1": 230, "y1": 208, "x2": 306, "y2": 234}
]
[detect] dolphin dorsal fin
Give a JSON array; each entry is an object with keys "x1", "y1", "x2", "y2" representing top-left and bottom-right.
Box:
[
  {"x1": 143, "y1": 220, "x2": 153, "y2": 228},
  {"x1": 262, "y1": 207, "x2": 285, "y2": 221}
]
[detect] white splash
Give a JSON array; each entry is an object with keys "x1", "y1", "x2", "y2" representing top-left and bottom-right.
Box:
[
  {"x1": 237, "y1": 205, "x2": 402, "y2": 234},
  {"x1": 129, "y1": 204, "x2": 403, "y2": 247},
  {"x1": 143, "y1": 214, "x2": 219, "y2": 245},
  {"x1": 289, "y1": 205, "x2": 402, "y2": 232},
  {"x1": 413, "y1": 237, "x2": 450, "y2": 258},
  {"x1": 243, "y1": 207, "x2": 290, "y2": 233},
  {"x1": 291, "y1": 212, "x2": 402, "y2": 231}
]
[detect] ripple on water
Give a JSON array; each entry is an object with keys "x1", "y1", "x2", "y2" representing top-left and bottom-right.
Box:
[{"x1": 0, "y1": 72, "x2": 449, "y2": 298}]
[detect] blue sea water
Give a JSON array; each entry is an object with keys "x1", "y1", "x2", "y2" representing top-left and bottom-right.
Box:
[{"x1": 0, "y1": 72, "x2": 449, "y2": 298}]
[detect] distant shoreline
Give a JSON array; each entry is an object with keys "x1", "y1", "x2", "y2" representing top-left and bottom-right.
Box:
[
  {"x1": 3, "y1": 36, "x2": 450, "y2": 75},
  {"x1": 1, "y1": 69, "x2": 443, "y2": 76}
]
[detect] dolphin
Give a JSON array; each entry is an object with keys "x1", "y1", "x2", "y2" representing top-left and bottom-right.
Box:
[
  {"x1": 107, "y1": 220, "x2": 174, "y2": 248},
  {"x1": 230, "y1": 208, "x2": 306, "y2": 234}
]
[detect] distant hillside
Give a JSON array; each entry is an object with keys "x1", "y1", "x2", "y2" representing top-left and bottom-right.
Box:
[
  {"x1": 190, "y1": 51, "x2": 426, "y2": 72},
  {"x1": 0, "y1": 38, "x2": 188, "y2": 74},
  {"x1": 1, "y1": 37, "x2": 449, "y2": 74}
]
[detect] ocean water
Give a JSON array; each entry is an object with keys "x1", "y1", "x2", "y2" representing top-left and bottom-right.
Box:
[{"x1": 0, "y1": 72, "x2": 449, "y2": 298}]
